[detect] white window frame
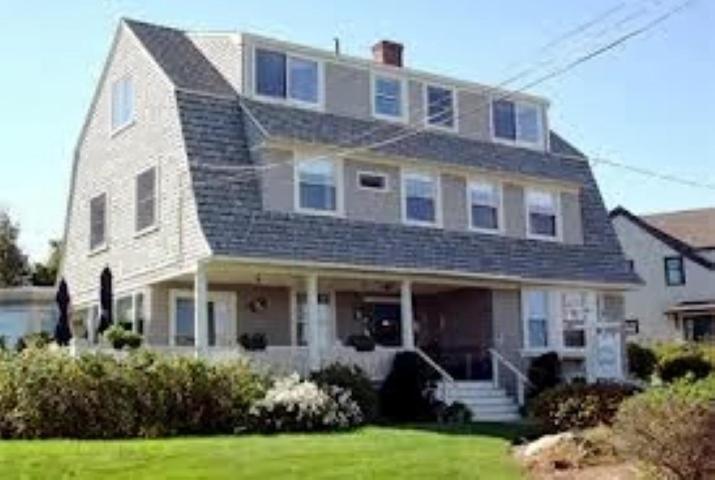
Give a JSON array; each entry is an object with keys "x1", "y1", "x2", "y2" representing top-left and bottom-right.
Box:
[
  {"x1": 88, "y1": 192, "x2": 109, "y2": 255},
  {"x1": 134, "y1": 165, "x2": 159, "y2": 237},
  {"x1": 522, "y1": 289, "x2": 552, "y2": 353},
  {"x1": 466, "y1": 179, "x2": 503, "y2": 234},
  {"x1": 114, "y1": 291, "x2": 147, "y2": 334},
  {"x1": 489, "y1": 97, "x2": 545, "y2": 150},
  {"x1": 423, "y1": 83, "x2": 458, "y2": 132},
  {"x1": 110, "y1": 76, "x2": 135, "y2": 135},
  {"x1": 525, "y1": 187, "x2": 562, "y2": 242},
  {"x1": 370, "y1": 71, "x2": 407, "y2": 123},
  {"x1": 401, "y1": 168, "x2": 442, "y2": 227},
  {"x1": 357, "y1": 170, "x2": 389, "y2": 193},
  {"x1": 168, "y1": 289, "x2": 237, "y2": 347},
  {"x1": 252, "y1": 46, "x2": 325, "y2": 110},
  {"x1": 293, "y1": 155, "x2": 344, "y2": 217}
]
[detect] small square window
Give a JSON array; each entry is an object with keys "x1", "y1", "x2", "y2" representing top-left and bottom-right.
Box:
[
  {"x1": 357, "y1": 172, "x2": 388, "y2": 191},
  {"x1": 664, "y1": 256, "x2": 685, "y2": 286}
]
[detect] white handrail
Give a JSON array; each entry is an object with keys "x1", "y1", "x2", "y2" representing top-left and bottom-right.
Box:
[
  {"x1": 414, "y1": 347, "x2": 455, "y2": 384},
  {"x1": 488, "y1": 348, "x2": 531, "y2": 407}
]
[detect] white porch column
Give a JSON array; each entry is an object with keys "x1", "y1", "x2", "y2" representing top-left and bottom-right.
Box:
[
  {"x1": 401, "y1": 280, "x2": 415, "y2": 349},
  {"x1": 306, "y1": 273, "x2": 320, "y2": 371},
  {"x1": 194, "y1": 262, "x2": 209, "y2": 356}
]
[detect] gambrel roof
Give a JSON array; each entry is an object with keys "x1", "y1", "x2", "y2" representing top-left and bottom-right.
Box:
[{"x1": 125, "y1": 18, "x2": 638, "y2": 286}]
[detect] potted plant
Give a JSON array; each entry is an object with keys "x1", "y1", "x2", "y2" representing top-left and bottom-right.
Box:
[
  {"x1": 346, "y1": 334, "x2": 376, "y2": 352},
  {"x1": 239, "y1": 332, "x2": 268, "y2": 351},
  {"x1": 105, "y1": 324, "x2": 127, "y2": 350}
]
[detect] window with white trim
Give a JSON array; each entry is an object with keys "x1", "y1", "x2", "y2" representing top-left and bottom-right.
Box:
[
  {"x1": 373, "y1": 75, "x2": 403, "y2": 119},
  {"x1": 111, "y1": 76, "x2": 134, "y2": 131},
  {"x1": 492, "y1": 99, "x2": 543, "y2": 145},
  {"x1": 135, "y1": 167, "x2": 157, "y2": 233},
  {"x1": 527, "y1": 189, "x2": 559, "y2": 239},
  {"x1": 561, "y1": 291, "x2": 588, "y2": 348},
  {"x1": 426, "y1": 85, "x2": 455, "y2": 128},
  {"x1": 526, "y1": 290, "x2": 549, "y2": 348},
  {"x1": 297, "y1": 158, "x2": 339, "y2": 213},
  {"x1": 114, "y1": 292, "x2": 146, "y2": 334},
  {"x1": 89, "y1": 193, "x2": 107, "y2": 251},
  {"x1": 403, "y1": 171, "x2": 438, "y2": 225},
  {"x1": 255, "y1": 48, "x2": 319, "y2": 105},
  {"x1": 468, "y1": 181, "x2": 500, "y2": 231}
]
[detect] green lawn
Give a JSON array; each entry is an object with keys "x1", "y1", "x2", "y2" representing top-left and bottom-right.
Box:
[{"x1": 0, "y1": 424, "x2": 525, "y2": 479}]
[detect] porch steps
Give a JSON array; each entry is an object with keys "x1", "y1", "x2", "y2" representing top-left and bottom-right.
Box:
[{"x1": 439, "y1": 381, "x2": 521, "y2": 422}]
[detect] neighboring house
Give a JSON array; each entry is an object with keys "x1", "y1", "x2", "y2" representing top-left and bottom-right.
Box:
[
  {"x1": 611, "y1": 206, "x2": 715, "y2": 344},
  {"x1": 0, "y1": 287, "x2": 56, "y2": 348},
  {"x1": 59, "y1": 19, "x2": 637, "y2": 419}
]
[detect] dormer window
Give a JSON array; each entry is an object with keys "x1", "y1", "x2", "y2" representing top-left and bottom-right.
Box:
[
  {"x1": 255, "y1": 48, "x2": 319, "y2": 106},
  {"x1": 425, "y1": 85, "x2": 455, "y2": 129},
  {"x1": 372, "y1": 74, "x2": 404, "y2": 120},
  {"x1": 492, "y1": 99, "x2": 543, "y2": 147}
]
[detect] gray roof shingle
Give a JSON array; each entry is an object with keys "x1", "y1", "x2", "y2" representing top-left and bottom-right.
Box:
[{"x1": 125, "y1": 19, "x2": 636, "y2": 285}]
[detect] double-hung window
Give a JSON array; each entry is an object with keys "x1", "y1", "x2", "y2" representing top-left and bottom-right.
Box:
[
  {"x1": 492, "y1": 99, "x2": 543, "y2": 146},
  {"x1": 255, "y1": 48, "x2": 319, "y2": 105},
  {"x1": 89, "y1": 193, "x2": 107, "y2": 251},
  {"x1": 111, "y1": 76, "x2": 134, "y2": 131},
  {"x1": 373, "y1": 74, "x2": 404, "y2": 120},
  {"x1": 526, "y1": 189, "x2": 559, "y2": 240},
  {"x1": 297, "y1": 157, "x2": 339, "y2": 214},
  {"x1": 468, "y1": 181, "x2": 501, "y2": 232},
  {"x1": 135, "y1": 167, "x2": 157, "y2": 233},
  {"x1": 425, "y1": 85, "x2": 455, "y2": 129},
  {"x1": 526, "y1": 290, "x2": 549, "y2": 349},
  {"x1": 403, "y1": 171, "x2": 439, "y2": 225},
  {"x1": 561, "y1": 291, "x2": 588, "y2": 349},
  {"x1": 664, "y1": 256, "x2": 685, "y2": 286}
]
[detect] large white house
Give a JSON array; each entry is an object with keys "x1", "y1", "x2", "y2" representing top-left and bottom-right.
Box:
[
  {"x1": 59, "y1": 19, "x2": 638, "y2": 420},
  {"x1": 611, "y1": 206, "x2": 715, "y2": 344}
]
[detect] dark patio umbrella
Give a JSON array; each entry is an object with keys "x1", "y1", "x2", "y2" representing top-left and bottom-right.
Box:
[
  {"x1": 97, "y1": 266, "x2": 113, "y2": 335},
  {"x1": 54, "y1": 278, "x2": 72, "y2": 346}
]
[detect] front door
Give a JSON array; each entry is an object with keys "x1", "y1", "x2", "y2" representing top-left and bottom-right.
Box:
[{"x1": 594, "y1": 326, "x2": 622, "y2": 379}]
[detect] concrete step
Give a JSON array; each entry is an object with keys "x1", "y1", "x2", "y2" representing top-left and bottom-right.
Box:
[
  {"x1": 439, "y1": 380, "x2": 522, "y2": 422},
  {"x1": 473, "y1": 412, "x2": 522, "y2": 422}
]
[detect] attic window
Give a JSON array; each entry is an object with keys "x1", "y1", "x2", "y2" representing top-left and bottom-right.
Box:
[
  {"x1": 255, "y1": 48, "x2": 319, "y2": 105},
  {"x1": 492, "y1": 99, "x2": 543, "y2": 146},
  {"x1": 357, "y1": 172, "x2": 388, "y2": 191},
  {"x1": 111, "y1": 76, "x2": 134, "y2": 132}
]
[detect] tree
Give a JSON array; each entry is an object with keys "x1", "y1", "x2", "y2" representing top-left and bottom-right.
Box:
[
  {"x1": 31, "y1": 239, "x2": 62, "y2": 286},
  {"x1": 0, "y1": 209, "x2": 29, "y2": 287}
]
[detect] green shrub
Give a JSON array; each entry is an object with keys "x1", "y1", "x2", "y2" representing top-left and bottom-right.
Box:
[
  {"x1": 310, "y1": 363, "x2": 378, "y2": 422},
  {"x1": 0, "y1": 348, "x2": 265, "y2": 438},
  {"x1": 615, "y1": 375, "x2": 715, "y2": 480},
  {"x1": 379, "y1": 352, "x2": 440, "y2": 422},
  {"x1": 529, "y1": 381, "x2": 639, "y2": 433},
  {"x1": 15, "y1": 332, "x2": 53, "y2": 351},
  {"x1": 626, "y1": 342, "x2": 657, "y2": 381},
  {"x1": 657, "y1": 349, "x2": 712, "y2": 383},
  {"x1": 527, "y1": 352, "x2": 561, "y2": 397},
  {"x1": 104, "y1": 324, "x2": 142, "y2": 350}
]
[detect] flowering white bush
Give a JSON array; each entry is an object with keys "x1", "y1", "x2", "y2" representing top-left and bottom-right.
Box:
[{"x1": 249, "y1": 373, "x2": 363, "y2": 432}]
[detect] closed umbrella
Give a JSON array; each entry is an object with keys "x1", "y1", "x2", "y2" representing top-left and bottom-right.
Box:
[
  {"x1": 97, "y1": 266, "x2": 113, "y2": 334},
  {"x1": 54, "y1": 278, "x2": 72, "y2": 346}
]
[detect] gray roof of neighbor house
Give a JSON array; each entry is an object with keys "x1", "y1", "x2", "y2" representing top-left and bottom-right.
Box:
[{"x1": 126, "y1": 18, "x2": 638, "y2": 285}]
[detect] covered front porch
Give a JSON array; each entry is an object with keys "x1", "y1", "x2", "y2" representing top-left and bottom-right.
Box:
[{"x1": 137, "y1": 260, "x2": 517, "y2": 382}]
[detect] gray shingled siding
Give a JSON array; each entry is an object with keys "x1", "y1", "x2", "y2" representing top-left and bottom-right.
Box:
[
  {"x1": 561, "y1": 191, "x2": 584, "y2": 245},
  {"x1": 260, "y1": 148, "x2": 294, "y2": 213},
  {"x1": 491, "y1": 289, "x2": 524, "y2": 395},
  {"x1": 237, "y1": 286, "x2": 292, "y2": 346},
  {"x1": 441, "y1": 173, "x2": 468, "y2": 231},
  {"x1": 344, "y1": 159, "x2": 401, "y2": 224},
  {"x1": 325, "y1": 62, "x2": 371, "y2": 120},
  {"x1": 503, "y1": 183, "x2": 526, "y2": 238},
  {"x1": 457, "y1": 89, "x2": 491, "y2": 141},
  {"x1": 408, "y1": 80, "x2": 423, "y2": 126}
]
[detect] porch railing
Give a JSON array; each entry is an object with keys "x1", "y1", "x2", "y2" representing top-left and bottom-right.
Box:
[
  {"x1": 414, "y1": 347, "x2": 456, "y2": 403},
  {"x1": 488, "y1": 348, "x2": 532, "y2": 407}
]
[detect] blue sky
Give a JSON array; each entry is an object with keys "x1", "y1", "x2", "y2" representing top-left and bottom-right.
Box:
[{"x1": 0, "y1": 0, "x2": 712, "y2": 261}]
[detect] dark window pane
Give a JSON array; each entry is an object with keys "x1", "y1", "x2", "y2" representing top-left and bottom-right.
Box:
[
  {"x1": 374, "y1": 77, "x2": 401, "y2": 117},
  {"x1": 90, "y1": 194, "x2": 106, "y2": 250},
  {"x1": 300, "y1": 184, "x2": 336, "y2": 211},
  {"x1": 406, "y1": 197, "x2": 435, "y2": 223},
  {"x1": 530, "y1": 212, "x2": 556, "y2": 237},
  {"x1": 472, "y1": 205, "x2": 498, "y2": 230},
  {"x1": 427, "y1": 86, "x2": 454, "y2": 127},
  {"x1": 358, "y1": 173, "x2": 386, "y2": 190},
  {"x1": 528, "y1": 318, "x2": 548, "y2": 348},
  {"x1": 136, "y1": 168, "x2": 156, "y2": 232},
  {"x1": 288, "y1": 57, "x2": 318, "y2": 103},
  {"x1": 665, "y1": 257, "x2": 685, "y2": 286},
  {"x1": 564, "y1": 329, "x2": 586, "y2": 348},
  {"x1": 493, "y1": 100, "x2": 516, "y2": 140},
  {"x1": 256, "y1": 49, "x2": 286, "y2": 98},
  {"x1": 175, "y1": 298, "x2": 194, "y2": 346}
]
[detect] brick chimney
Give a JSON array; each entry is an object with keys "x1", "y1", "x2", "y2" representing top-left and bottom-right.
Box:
[{"x1": 372, "y1": 40, "x2": 404, "y2": 67}]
